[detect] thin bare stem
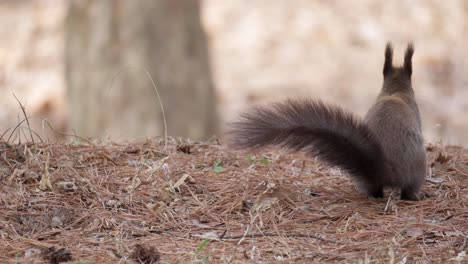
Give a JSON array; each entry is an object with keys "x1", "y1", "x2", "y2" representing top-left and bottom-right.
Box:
[
  {"x1": 107, "y1": 67, "x2": 168, "y2": 150},
  {"x1": 12, "y1": 93, "x2": 34, "y2": 144}
]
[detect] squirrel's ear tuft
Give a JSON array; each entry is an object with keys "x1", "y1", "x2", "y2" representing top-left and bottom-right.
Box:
[
  {"x1": 404, "y1": 42, "x2": 414, "y2": 77},
  {"x1": 383, "y1": 42, "x2": 393, "y2": 77}
]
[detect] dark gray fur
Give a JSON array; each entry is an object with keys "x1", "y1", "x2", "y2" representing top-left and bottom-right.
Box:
[{"x1": 227, "y1": 42, "x2": 426, "y2": 200}]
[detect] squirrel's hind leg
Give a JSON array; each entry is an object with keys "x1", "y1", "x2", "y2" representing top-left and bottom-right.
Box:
[
  {"x1": 358, "y1": 181, "x2": 384, "y2": 198},
  {"x1": 366, "y1": 185, "x2": 384, "y2": 198},
  {"x1": 400, "y1": 187, "x2": 422, "y2": 200}
]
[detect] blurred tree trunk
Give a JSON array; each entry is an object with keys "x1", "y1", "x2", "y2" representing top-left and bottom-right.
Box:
[{"x1": 65, "y1": 0, "x2": 218, "y2": 141}]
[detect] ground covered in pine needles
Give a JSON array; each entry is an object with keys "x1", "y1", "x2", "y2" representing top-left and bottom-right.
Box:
[{"x1": 0, "y1": 138, "x2": 466, "y2": 263}]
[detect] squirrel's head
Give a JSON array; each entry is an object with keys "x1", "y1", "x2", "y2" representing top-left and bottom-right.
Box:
[{"x1": 382, "y1": 42, "x2": 414, "y2": 95}]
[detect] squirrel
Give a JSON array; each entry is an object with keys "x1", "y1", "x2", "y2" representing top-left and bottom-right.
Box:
[{"x1": 227, "y1": 42, "x2": 426, "y2": 200}]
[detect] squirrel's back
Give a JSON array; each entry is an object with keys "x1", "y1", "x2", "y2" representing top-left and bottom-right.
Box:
[{"x1": 364, "y1": 43, "x2": 426, "y2": 200}]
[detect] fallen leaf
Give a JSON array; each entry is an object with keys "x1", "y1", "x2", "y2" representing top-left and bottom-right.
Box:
[
  {"x1": 405, "y1": 227, "x2": 423, "y2": 238},
  {"x1": 193, "y1": 231, "x2": 220, "y2": 241}
]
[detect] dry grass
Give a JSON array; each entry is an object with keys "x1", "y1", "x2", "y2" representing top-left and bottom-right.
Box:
[{"x1": 0, "y1": 138, "x2": 466, "y2": 263}]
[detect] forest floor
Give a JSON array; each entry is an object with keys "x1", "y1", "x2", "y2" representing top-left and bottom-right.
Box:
[{"x1": 0, "y1": 138, "x2": 467, "y2": 263}]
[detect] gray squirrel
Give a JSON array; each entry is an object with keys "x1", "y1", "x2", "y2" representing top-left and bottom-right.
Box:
[{"x1": 227, "y1": 43, "x2": 426, "y2": 200}]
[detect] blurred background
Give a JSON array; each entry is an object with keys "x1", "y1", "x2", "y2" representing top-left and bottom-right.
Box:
[{"x1": 0, "y1": 0, "x2": 467, "y2": 145}]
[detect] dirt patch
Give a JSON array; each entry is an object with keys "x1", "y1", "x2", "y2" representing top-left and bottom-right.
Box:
[
  {"x1": 42, "y1": 247, "x2": 73, "y2": 264},
  {"x1": 0, "y1": 138, "x2": 466, "y2": 263},
  {"x1": 131, "y1": 244, "x2": 161, "y2": 264}
]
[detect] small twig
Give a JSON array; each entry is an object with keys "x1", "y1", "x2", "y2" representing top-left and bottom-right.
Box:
[
  {"x1": 15, "y1": 125, "x2": 44, "y2": 143},
  {"x1": 39, "y1": 151, "x2": 53, "y2": 191},
  {"x1": 0, "y1": 128, "x2": 11, "y2": 141},
  {"x1": 222, "y1": 232, "x2": 335, "y2": 243},
  {"x1": 20, "y1": 237, "x2": 57, "y2": 249},
  {"x1": 219, "y1": 229, "x2": 227, "y2": 239},
  {"x1": 14, "y1": 114, "x2": 21, "y2": 144},
  {"x1": 7, "y1": 118, "x2": 29, "y2": 143},
  {"x1": 3, "y1": 118, "x2": 43, "y2": 143},
  {"x1": 97, "y1": 151, "x2": 118, "y2": 165},
  {"x1": 12, "y1": 93, "x2": 34, "y2": 144},
  {"x1": 26, "y1": 126, "x2": 44, "y2": 143},
  {"x1": 449, "y1": 165, "x2": 468, "y2": 177},
  {"x1": 143, "y1": 68, "x2": 168, "y2": 151},
  {"x1": 237, "y1": 224, "x2": 252, "y2": 245},
  {"x1": 383, "y1": 191, "x2": 394, "y2": 215},
  {"x1": 460, "y1": 235, "x2": 468, "y2": 251}
]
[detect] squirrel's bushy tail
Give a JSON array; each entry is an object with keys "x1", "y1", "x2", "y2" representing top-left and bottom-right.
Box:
[{"x1": 227, "y1": 99, "x2": 384, "y2": 182}]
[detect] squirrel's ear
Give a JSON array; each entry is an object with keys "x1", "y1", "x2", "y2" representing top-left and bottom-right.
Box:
[
  {"x1": 404, "y1": 42, "x2": 414, "y2": 77},
  {"x1": 383, "y1": 42, "x2": 393, "y2": 77}
]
